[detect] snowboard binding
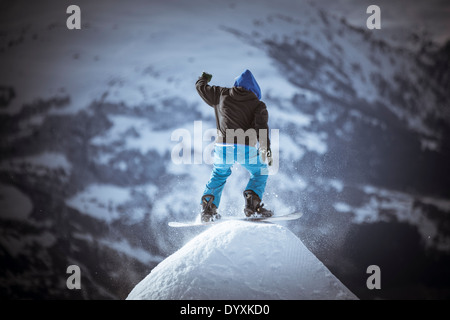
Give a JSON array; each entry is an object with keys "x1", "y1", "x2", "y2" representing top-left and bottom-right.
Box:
[
  {"x1": 243, "y1": 190, "x2": 273, "y2": 218},
  {"x1": 201, "y1": 195, "x2": 221, "y2": 223}
]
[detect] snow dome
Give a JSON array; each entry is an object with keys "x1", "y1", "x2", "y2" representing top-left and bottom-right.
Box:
[{"x1": 127, "y1": 221, "x2": 357, "y2": 300}]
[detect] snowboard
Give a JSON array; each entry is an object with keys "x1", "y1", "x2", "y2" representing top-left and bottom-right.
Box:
[{"x1": 168, "y1": 211, "x2": 303, "y2": 228}]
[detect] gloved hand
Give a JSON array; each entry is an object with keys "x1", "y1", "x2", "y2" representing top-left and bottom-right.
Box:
[
  {"x1": 201, "y1": 71, "x2": 213, "y2": 83},
  {"x1": 260, "y1": 148, "x2": 273, "y2": 166}
]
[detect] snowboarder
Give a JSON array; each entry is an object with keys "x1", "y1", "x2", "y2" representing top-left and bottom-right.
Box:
[{"x1": 196, "y1": 69, "x2": 273, "y2": 222}]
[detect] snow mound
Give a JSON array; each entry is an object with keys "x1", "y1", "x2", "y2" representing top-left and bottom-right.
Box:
[{"x1": 126, "y1": 221, "x2": 358, "y2": 300}]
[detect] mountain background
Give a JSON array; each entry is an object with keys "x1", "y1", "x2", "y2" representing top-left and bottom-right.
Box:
[{"x1": 0, "y1": 0, "x2": 449, "y2": 299}]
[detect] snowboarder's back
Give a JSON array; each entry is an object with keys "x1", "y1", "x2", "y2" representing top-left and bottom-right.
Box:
[{"x1": 195, "y1": 69, "x2": 271, "y2": 148}]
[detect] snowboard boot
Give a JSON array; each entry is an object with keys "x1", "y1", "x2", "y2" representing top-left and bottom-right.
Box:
[
  {"x1": 243, "y1": 190, "x2": 273, "y2": 218},
  {"x1": 201, "y1": 195, "x2": 221, "y2": 223}
]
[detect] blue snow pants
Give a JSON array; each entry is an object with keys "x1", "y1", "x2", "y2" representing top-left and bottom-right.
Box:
[{"x1": 202, "y1": 144, "x2": 268, "y2": 208}]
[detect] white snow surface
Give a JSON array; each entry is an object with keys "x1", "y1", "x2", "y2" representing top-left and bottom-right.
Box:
[{"x1": 127, "y1": 220, "x2": 358, "y2": 300}]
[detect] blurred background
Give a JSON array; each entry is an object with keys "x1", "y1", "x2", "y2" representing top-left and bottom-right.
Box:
[{"x1": 0, "y1": 0, "x2": 449, "y2": 299}]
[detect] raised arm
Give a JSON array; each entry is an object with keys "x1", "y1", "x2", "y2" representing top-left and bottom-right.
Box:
[{"x1": 195, "y1": 72, "x2": 223, "y2": 107}]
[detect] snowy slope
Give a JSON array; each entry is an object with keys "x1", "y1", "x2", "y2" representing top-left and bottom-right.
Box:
[
  {"x1": 0, "y1": 0, "x2": 299, "y2": 115},
  {"x1": 127, "y1": 220, "x2": 358, "y2": 300}
]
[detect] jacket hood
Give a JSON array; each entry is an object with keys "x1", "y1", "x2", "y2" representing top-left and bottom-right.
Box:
[{"x1": 233, "y1": 69, "x2": 261, "y2": 100}]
